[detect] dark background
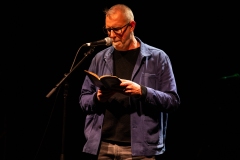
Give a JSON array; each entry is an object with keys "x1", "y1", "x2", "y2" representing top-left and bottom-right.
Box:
[{"x1": 2, "y1": 1, "x2": 240, "y2": 160}]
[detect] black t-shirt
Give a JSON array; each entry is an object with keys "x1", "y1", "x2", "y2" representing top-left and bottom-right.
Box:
[{"x1": 101, "y1": 47, "x2": 140, "y2": 144}]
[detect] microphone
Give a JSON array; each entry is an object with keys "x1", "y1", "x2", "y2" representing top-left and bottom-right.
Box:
[{"x1": 84, "y1": 37, "x2": 112, "y2": 47}]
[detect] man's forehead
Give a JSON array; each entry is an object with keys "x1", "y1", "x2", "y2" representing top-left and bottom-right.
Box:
[
  {"x1": 106, "y1": 10, "x2": 122, "y2": 19},
  {"x1": 106, "y1": 12, "x2": 127, "y2": 24}
]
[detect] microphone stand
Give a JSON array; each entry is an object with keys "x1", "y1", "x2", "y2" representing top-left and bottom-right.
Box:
[{"x1": 46, "y1": 46, "x2": 95, "y2": 160}]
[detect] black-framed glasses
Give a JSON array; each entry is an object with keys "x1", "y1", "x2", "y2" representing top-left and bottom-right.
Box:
[{"x1": 103, "y1": 22, "x2": 130, "y2": 36}]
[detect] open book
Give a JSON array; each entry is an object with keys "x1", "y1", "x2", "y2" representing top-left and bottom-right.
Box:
[{"x1": 84, "y1": 70, "x2": 123, "y2": 91}]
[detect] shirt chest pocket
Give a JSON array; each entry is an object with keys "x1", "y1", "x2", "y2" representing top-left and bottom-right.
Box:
[{"x1": 140, "y1": 73, "x2": 158, "y2": 88}]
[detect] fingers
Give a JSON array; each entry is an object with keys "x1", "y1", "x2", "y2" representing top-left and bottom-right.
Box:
[
  {"x1": 97, "y1": 89, "x2": 115, "y2": 102},
  {"x1": 121, "y1": 81, "x2": 142, "y2": 96}
]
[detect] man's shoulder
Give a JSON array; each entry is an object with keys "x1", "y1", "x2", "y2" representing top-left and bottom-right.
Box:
[
  {"x1": 136, "y1": 36, "x2": 165, "y2": 53},
  {"x1": 140, "y1": 42, "x2": 167, "y2": 58},
  {"x1": 144, "y1": 43, "x2": 162, "y2": 51}
]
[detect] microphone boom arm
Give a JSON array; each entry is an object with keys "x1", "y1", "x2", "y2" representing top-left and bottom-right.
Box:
[{"x1": 46, "y1": 46, "x2": 95, "y2": 98}]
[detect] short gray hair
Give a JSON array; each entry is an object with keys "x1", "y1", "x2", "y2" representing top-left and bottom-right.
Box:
[{"x1": 104, "y1": 4, "x2": 134, "y2": 22}]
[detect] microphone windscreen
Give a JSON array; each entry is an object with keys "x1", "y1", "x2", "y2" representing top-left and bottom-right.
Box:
[{"x1": 105, "y1": 37, "x2": 112, "y2": 46}]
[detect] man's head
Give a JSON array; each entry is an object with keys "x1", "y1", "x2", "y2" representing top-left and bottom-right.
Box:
[{"x1": 103, "y1": 4, "x2": 138, "y2": 51}]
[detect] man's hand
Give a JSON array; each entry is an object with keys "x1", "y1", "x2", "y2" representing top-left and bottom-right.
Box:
[
  {"x1": 97, "y1": 79, "x2": 142, "y2": 102},
  {"x1": 96, "y1": 89, "x2": 115, "y2": 102},
  {"x1": 119, "y1": 79, "x2": 142, "y2": 96}
]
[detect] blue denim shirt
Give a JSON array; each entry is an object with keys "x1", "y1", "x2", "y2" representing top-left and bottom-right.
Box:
[{"x1": 79, "y1": 37, "x2": 180, "y2": 156}]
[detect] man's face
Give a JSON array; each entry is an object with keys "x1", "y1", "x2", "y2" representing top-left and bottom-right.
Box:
[{"x1": 105, "y1": 12, "x2": 132, "y2": 51}]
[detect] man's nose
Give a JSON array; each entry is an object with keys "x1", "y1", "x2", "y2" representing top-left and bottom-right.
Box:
[{"x1": 108, "y1": 30, "x2": 116, "y2": 38}]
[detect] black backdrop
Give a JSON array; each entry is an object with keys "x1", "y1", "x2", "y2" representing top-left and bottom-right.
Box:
[{"x1": 2, "y1": 1, "x2": 240, "y2": 160}]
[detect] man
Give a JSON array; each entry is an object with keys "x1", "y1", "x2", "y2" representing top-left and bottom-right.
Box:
[{"x1": 79, "y1": 4, "x2": 180, "y2": 160}]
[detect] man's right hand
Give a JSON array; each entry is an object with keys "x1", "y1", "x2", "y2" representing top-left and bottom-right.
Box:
[{"x1": 97, "y1": 89, "x2": 115, "y2": 102}]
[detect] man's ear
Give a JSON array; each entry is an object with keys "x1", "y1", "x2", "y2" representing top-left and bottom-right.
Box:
[{"x1": 130, "y1": 21, "x2": 136, "y2": 31}]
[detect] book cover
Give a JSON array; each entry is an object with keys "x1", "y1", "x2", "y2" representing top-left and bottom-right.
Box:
[{"x1": 84, "y1": 70, "x2": 123, "y2": 91}]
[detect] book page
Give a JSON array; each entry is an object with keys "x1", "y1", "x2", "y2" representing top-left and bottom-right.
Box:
[
  {"x1": 84, "y1": 70, "x2": 123, "y2": 90},
  {"x1": 84, "y1": 70, "x2": 104, "y2": 88},
  {"x1": 84, "y1": 70, "x2": 99, "y2": 79}
]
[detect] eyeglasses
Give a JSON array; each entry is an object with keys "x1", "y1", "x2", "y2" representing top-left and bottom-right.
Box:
[{"x1": 103, "y1": 22, "x2": 130, "y2": 36}]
